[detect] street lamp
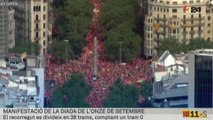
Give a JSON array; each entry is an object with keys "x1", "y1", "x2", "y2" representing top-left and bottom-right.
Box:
[
  {"x1": 118, "y1": 41, "x2": 122, "y2": 64},
  {"x1": 64, "y1": 39, "x2": 69, "y2": 63}
]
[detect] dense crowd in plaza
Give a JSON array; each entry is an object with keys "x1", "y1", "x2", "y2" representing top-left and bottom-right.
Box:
[{"x1": 45, "y1": 0, "x2": 152, "y2": 107}]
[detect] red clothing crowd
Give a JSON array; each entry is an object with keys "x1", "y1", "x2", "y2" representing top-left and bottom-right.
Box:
[{"x1": 45, "y1": 0, "x2": 151, "y2": 107}]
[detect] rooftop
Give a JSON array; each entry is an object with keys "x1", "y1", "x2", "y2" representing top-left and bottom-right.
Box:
[{"x1": 192, "y1": 49, "x2": 213, "y2": 56}]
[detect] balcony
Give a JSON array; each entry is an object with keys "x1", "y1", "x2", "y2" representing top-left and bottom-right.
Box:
[
  {"x1": 34, "y1": 19, "x2": 40, "y2": 23},
  {"x1": 189, "y1": 31, "x2": 196, "y2": 34},
  {"x1": 181, "y1": 23, "x2": 204, "y2": 27},
  {"x1": 182, "y1": 31, "x2": 188, "y2": 35},
  {"x1": 154, "y1": 17, "x2": 167, "y2": 21},
  {"x1": 159, "y1": 23, "x2": 168, "y2": 27},
  {"x1": 182, "y1": 17, "x2": 204, "y2": 21},
  {"x1": 197, "y1": 30, "x2": 203, "y2": 34},
  {"x1": 168, "y1": 25, "x2": 179, "y2": 29},
  {"x1": 154, "y1": 30, "x2": 166, "y2": 35}
]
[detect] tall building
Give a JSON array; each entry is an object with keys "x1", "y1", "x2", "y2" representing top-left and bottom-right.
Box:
[
  {"x1": 0, "y1": 0, "x2": 9, "y2": 57},
  {"x1": 8, "y1": 6, "x2": 15, "y2": 49},
  {"x1": 14, "y1": 0, "x2": 50, "y2": 55},
  {"x1": 189, "y1": 49, "x2": 213, "y2": 108},
  {"x1": 144, "y1": 0, "x2": 213, "y2": 57}
]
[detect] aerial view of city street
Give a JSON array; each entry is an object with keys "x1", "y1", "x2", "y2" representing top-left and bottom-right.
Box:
[{"x1": 0, "y1": 0, "x2": 213, "y2": 108}]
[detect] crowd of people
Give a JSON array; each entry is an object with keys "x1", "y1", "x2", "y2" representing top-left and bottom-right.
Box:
[{"x1": 45, "y1": 0, "x2": 152, "y2": 107}]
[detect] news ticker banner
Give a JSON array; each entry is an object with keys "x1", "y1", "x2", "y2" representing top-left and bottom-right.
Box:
[{"x1": 0, "y1": 108, "x2": 212, "y2": 120}]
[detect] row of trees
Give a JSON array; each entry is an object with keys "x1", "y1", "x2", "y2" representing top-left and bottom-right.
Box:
[
  {"x1": 158, "y1": 38, "x2": 213, "y2": 55},
  {"x1": 50, "y1": 73, "x2": 152, "y2": 107},
  {"x1": 10, "y1": 41, "x2": 40, "y2": 56},
  {"x1": 100, "y1": 0, "x2": 142, "y2": 62},
  {"x1": 50, "y1": 0, "x2": 93, "y2": 59}
]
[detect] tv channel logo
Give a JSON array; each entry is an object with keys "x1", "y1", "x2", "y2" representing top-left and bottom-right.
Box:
[
  {"x1": 183, "y1": 5, "x2": 190, "y2": 13},
  {"x1": 182, "y1": 110, "x2": 207, "y2": 118},
  {"x1": 183, "y1": 5, "x2": 201, "y2": 13}
]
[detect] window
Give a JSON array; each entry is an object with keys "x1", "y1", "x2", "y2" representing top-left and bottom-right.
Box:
[
  {"x1": 36, "y1": 32, "x2": 39, "y2": 37},
  {"x1": 191, "y1": 27, "x2": 193, "y2": 31},
  {"x1": 172, "y1": 9, "x2": 177, "y2": 13},
  {"x1": 173, "y1": 29, "x2": 176, "y2": 34},
  {"x1": 161, "y1": 8, "x2": 162, "y2": 12},
  {"x1": 33, "y1": 6, "x2": 41, "y2": 12},
  {"x1": 43, "y1": 32, "x2": 46, "y2": 37},
  {"x1": 199, "y1": 14, "x2": 201, "y2": 18},
  {"x1": 172, "y1": 15, "x2": 177, "y2": 18},
  {"x1": 207, "y1": 37, "x2": 210, "y2": 40},
  {"x1": 183, "y1": 28, "x2": 186, "y2": 31},
  {"x1": 191, "y1": 14, "x2": 194, "y2": 18},
  {"x1": 208, "y1": 30, "x2": 210, "y2": 34},
  {"x1": 43, "y1": 49, "x2": 46, "y2": 54},
  {"x1": 173, "y1": 2, "x2": 177, "y2": 4},
  {"x1": 43, "y1": 40, "x2": 46, "y2": 46},
  {"x1": 208, "y1": 16, "x2": 211, "y2": 21},
  {"x1": 36, "y1": 23, "x2": 38, "y2": 29},
  {"x1": 43, "y1": 23, "x2": 46, "y2": 28},
  {"x1": 36, "y1": 15, "x2": 38, "y2": 20},
  {"x1": 167, "y1": 8, "x2": 169, "y2": 12},
  {"x1": 43, "y1": 15, "x2": 46, "y2": 20},
  {"x1": 183, "y1": 1, "x2": 187, "y2": 4},
  {"x1": 43, "y1": 6, "x2": 46, "y2": 11},
  {"x1": 208, "y1": 23, "x2": 211, "y2": 26},
  {"x1": 157, "y1": 7, "x2": 159, "y2": 11}
]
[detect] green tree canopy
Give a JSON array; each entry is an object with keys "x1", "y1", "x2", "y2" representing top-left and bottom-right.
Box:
[
  {"x1": 158, "y1": 38, "x2": 213, "y2": 55},
  {"x1": 10, "y1": 41, "x2": 41, "y2": 56},
  {"x1": 100, "y1": 0, "x2": 142, "y2": 62},
  {"x1": 104, "y1": 80, "x2": 141, "y2": 107},
  {"x1": 53, "y1": 0, "x2": 93, "y2": 58},
  {"x1": 50, "y1": 41, "x2": 74, "y2": 59},
  {"x1": 50, "y1": 73, "x2": 92, "y2": 107}
]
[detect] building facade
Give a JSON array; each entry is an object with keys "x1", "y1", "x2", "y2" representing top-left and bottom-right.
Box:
[
  {"x1": 0, "y1": 0, "x2": 9, "y2": 58},
  {"x1": 144, "y1": 0, "x2": 213, "y2": 57},
  {"x1": 14, "y1": 0, "x2": 50, "y2": 55},
  {"x1": 8, "y1": 6, "x2": 15, "y2": 49},
  {"x1": 189, "y1": 49, "x2": 213, "y2": 108}
]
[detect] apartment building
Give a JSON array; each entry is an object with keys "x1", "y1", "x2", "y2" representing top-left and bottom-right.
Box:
[
  {"x1": 0, "y1": 0, "x2": 9, "y2": 58},
  {"x1": 144, "y1": 0, "x2": 213, "y2": 57},
  {"x1": 8, "y1": 7, "x2": 15, "y2": 49},
  {"x1": 14, "y1": 0, "x2": 50, "y2": 55}
]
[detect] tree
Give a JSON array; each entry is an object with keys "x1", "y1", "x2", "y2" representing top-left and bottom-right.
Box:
[
  {"x1": 158, "y1": 38, "x2": 213, "y2": 55},
  {"x1": 158, "y1": 37, "x2": 183, "y2": 55},
  {"x1": 10, "y1": 41, "x2": 41, "y2": 56},
  {"x1": 50, "y1": 41, "x2": 74, "y2": 59},
  {"x1": 104, "y1": 80, "x2": 140, "y2": 107},
  {"x1": 50, "y1": 73, "x2": 92, "y2": 107},
  {"x1": 188, "y1": 38, "x2": 213, "y2": 50},
  {"x1": 53, "y1": 0, "x2": 93, "y2": 58},
  {"x1": 139, "y1": 80, "x2": 153, "y2": 107},
  {"x1": 100, "y1": 0, "x2": 142, "y2": 62}
]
